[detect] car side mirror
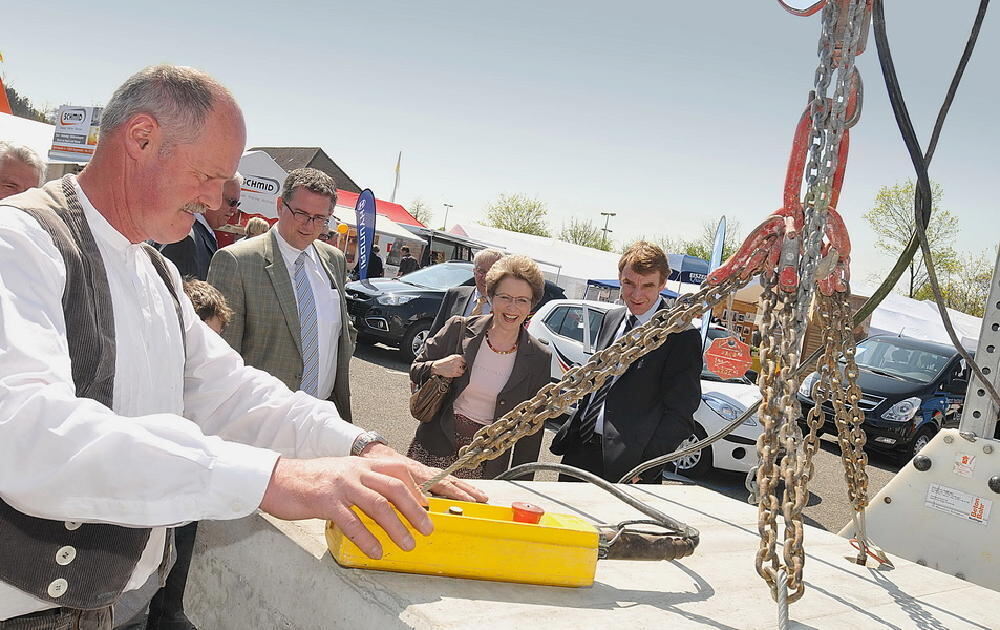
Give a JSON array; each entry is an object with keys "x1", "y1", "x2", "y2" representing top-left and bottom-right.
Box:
[{"x1": 945, "y1": 378, "x2": 968, "y2": 395}]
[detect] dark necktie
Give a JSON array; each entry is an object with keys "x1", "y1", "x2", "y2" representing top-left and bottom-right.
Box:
[{"x1": 577, "y1": 314, "x2": 637, "y2": 443}]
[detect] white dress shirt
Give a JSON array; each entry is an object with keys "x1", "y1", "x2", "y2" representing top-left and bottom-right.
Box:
[
  {"x1": 0, "y1": 177, "x2": 362, "y2": 620},
  {"x1": 463, "y1": 288, "x2": 492, "y2": 316},
  {"x1": 272, "y1": 230, "x2": 342, "y2": 400},
  {"x1": 594, "y1": 300, "x2": 662, "y2": 436}
]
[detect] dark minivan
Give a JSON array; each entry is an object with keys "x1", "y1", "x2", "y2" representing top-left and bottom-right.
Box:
[
  {"x1": 797, "y1": 335, "x2": 972, "y2": 462},
  {"x1": 344, "y1": 260, "x2": 566, "y2": 362},
  {"x1": 345, "y1": 261, "x2": 475, "y2": 362}
]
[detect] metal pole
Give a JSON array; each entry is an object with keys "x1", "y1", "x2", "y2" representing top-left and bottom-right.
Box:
[
  {"x1": 600, "y1": 211, "x2": 616, "y2": 249},
  {"x1": 442, "y1": 203, "x2": 453, "y2": 232},
  {"x1": 960, "y1": 246, "x2": 1000, "y2": 438}
]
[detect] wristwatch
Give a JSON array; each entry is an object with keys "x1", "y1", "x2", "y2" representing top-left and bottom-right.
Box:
[{"x1": 351, "y1": 431, "x2": 389, "y2": 456}]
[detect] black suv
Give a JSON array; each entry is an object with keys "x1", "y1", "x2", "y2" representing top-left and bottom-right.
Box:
[
  {"x1": 345, "y1": 261, "x2": 567, "y2": 362},
  {"x1": 797, "y1": 335, "x2": 972, "y2": 462},
  {"x1": 345, "y1": 262, "x2": 475, "y2": 361}
]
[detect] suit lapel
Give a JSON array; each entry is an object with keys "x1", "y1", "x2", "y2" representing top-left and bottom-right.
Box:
[
  {"x1": 264, "y1": 231, "x2": 303, "y2": 358},
  {"x1": 499, "y1": 326, "x2": 538, "y2": 396},
  {"x1": 598, "y1": 307, "x2": 628, "y2": 350}
]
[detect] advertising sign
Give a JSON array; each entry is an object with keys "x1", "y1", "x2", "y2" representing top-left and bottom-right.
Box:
[
  {"x1": 49, "y1": 106, "x2": 102, "y2": 162},
  {"x1": 354, "y1": 189, "x2": 376, "y2": 280}
]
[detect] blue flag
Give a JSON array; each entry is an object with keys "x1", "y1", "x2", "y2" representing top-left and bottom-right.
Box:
[{"x1": 354, "y1": 189, "x2": 377, "y2": 280}]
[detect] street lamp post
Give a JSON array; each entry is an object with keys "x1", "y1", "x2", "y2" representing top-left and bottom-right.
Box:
[
  {"x1": 442, "y1": 203, "x2": 453, "y2": 231},
  {"x1": 600, "y1": 211, "x2": 616, "y2": 249}
]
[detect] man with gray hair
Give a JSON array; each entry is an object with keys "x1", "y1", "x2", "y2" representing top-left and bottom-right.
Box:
[
  {"x1": 0, "y1": 142, "x2": 44, "y2": 200},
  {"x1": 428, "y1": 248, "x2": 505, "y2": 337},
  {"x1": 158, "y1": 173, "x2": 241, "y2": 280},
  {"x1": 0, "y1": 65, "x2": 483, "y2": 629}
]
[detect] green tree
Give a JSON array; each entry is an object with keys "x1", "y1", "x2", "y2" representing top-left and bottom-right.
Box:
[
  {"x1": 407, "y1": 198, "x2": 433, "y2": 226},
  {"x1": 864, "y1": 180, "x2": 959, "y2": 298},
  {"x1": 4, "y1": 84, "x2": 50, "y2": 123},
  {"x1": 914, "y1": 245, "x2": 996, "y2": 317},
  {"x1": 619, "y1": 234, "x2": 685, "y2": 255},
  {"x1": 558, "y1": 218, "x2": 612, "y2": 251},
  {"x1": 482, "y1": 193, "x2": 550, "y2": 237},
  {"x1": 681, "y1": 218, "x2": 743, "y2": 261}
]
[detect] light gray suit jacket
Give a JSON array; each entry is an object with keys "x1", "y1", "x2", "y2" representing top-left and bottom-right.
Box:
[{"x1": 207, "y1": 231, "x2": 356, "y2": 421}]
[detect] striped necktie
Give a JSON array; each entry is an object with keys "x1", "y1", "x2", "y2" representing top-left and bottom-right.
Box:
[
  {"x1": 293, "y1": 251, "x2": 319, "y2": 397},
  {"x1": 578, "y1": 314, "x2": 637, "y2": 443}
]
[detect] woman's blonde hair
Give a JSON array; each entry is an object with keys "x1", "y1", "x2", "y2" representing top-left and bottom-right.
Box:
[{"x1": 485, "y1": 255, "x2": 545, "y2": 304}]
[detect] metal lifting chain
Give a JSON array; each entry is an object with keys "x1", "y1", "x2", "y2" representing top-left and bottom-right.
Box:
[
  {"x1": 753, "y1": 0, "x2": 872, "y2": 605},
  {"x1": 419, "y1": 275, "x2": 748, "y2": 493}
]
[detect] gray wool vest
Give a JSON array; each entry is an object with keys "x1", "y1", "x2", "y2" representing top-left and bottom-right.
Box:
[{"x1": 0, "y1": 176, "x2": 183, "y2": 610}]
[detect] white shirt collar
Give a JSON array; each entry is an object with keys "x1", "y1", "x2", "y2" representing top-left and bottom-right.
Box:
[{"x1": 273, "y1": 228, "x2": 319, "y2": 267}]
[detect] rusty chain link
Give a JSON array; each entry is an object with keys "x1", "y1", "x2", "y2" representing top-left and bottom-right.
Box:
[{"x1": 419, "y1": 275, "x2": 748, "y2": 493}]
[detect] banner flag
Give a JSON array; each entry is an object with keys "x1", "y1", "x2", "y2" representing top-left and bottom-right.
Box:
[
  {"x1": 355, "y1": 189, "x2": 377, "y2": 280},
  {"x1": 701, "y1": 216, "x2": 727, "y2": 348},
  {"x1": 390, "y1": 151, "x2": 401, "y2": 203}
]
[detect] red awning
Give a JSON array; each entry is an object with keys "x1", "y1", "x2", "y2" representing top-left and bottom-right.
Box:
[{"x1": 335, "y1": 190, "x2": 424, "y2": 228}]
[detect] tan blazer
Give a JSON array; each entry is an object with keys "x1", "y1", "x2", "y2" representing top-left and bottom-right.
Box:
[
  {"x1": 410, "y1": 314, "x2": 551, "y2": 479},
  {"x1": 208, "y1": 231, "x2": 356, "y2": 421}
]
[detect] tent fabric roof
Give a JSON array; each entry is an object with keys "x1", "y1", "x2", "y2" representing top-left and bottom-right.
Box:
[
  {"x1": 853, "y1": 282, "x2": 981, "y2": 349},
  {"x1": 587, "y1": 278, "x2": 679, "y2": 299},
  {"x1": 333, "y1": 209, "x2": 422, "y2": 244},
  {"x1": 0, "y1": 112, "x2": 78, "y2": 164},
  {"x1": 249, "y1": 146, "x2": 361, "y2": 194},
  {"x1": 335, "y1": 189, "x2": 424, "y2": 228}
]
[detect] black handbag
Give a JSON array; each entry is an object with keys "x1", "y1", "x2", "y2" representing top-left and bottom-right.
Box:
[{"x1": 409, "y1": 318, "x2": 465, "y2": 423}]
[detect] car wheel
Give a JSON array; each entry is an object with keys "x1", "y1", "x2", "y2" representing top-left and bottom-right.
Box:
[
  {"x1": 401, "y1": 321, "x2": 432, "y2": 363},
  {"x1": 675, "y1": 424, "x2": 713, "y2": 478},
  {"x1": 902, "y1": 426, "x2": 936, "y2": 464}
]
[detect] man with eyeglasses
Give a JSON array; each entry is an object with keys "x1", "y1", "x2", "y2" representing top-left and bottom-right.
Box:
[
  {"x1": 158, "y1": 174, "x2": 241, "y2": 280},
  {"x1": 208, "y1": 167, "x2": 356, "y2": 422}
]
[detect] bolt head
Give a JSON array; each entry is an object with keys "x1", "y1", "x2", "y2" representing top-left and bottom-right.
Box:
[
  {"x1": 988, "y1": 476, "x2": 1000, "y2": 494},
  {"x1": 884, "y1": 496, "x2": 892, "y2": 504},
  {"x1": 943, "y1": 435, "x2": 954, "y2": 444},
  {"x1": 984, "y1": 445, "x2": 994, "y2": 454},
  {"x1": 913, "y1": 455, "x2": 932, "y2": 471}
]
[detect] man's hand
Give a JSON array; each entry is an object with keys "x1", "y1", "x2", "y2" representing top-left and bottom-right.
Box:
[
  {"x1": 260, "y1": 457, "x2": 433, "y2": 560},
  {"x1": 361, "y1": 443, "x2": 489, "y2": 504}
]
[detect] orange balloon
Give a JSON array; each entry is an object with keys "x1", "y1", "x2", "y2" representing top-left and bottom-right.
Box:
[{"x1": 336, "y1": 223, "x2": 349, "y2": 234}]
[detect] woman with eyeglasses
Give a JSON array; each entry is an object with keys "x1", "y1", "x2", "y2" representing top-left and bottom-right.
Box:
[{"x1": 407, "y1": 255, "x2": 552, "y2": 479}]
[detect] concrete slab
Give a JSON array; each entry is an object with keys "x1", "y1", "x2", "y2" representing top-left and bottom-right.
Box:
[{"x1": 186, "y1": 481, "x2": 1000, "y2": 629}]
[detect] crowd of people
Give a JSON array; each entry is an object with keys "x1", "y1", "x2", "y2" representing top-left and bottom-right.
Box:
[{"x1": 0, "y1": 64, "x2": 701, "y2": 630}]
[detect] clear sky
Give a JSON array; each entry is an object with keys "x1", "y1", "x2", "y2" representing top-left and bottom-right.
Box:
[{"x1": 3, "y1": 1, "x2": 997, "y2": 282}]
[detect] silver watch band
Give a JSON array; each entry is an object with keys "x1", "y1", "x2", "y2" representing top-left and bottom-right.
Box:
[{"x1": 351, "y1": 431, "x2": 389, "y2": 456}]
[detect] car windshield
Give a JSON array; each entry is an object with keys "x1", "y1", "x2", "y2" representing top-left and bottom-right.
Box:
[
  {"x1": 849, "y1": 337, "x2": 951, "y2": 382},
  {"x1": 398, "y1": 264, "x2": 473, "y2": 290}
]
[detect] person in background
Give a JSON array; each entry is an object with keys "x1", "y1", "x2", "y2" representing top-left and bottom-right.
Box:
[
  {"x1": 550, "y1": 241, "x2": 702, "y2": 483},
  {"x1": 429, "y1": 248, "x2": 504, "y2": 337},
  {"x1": 243, "y1": 216, "x2": 270, "y2": 239},
  {"x1": 184, "y1": 279, "x2": 232, "y2": 334},
  {"x1": 0, "y1": 141, "x2": 45, "y2": 200},
  {"x1": 407, "y1": 255, "x2": 551, "y2": 480},
  {"x1": 158, "y1": 174, "x2": 241, "y2": 280},
  {"x1": 367, "y1": 244, "x2": 384, "y2": 278},
  {"x1": 208, "y1": 168, "x2": 356, "y2": 421},
  {"x1": 396, "y1": 245, "x2": 420, "y2": 276},
  {"x1": 0, "y1": 64, "x2": 483, "y2": 629}
]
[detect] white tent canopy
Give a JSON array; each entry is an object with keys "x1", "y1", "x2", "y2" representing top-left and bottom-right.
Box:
[
  {"x1": 0, "y1": 113, "x2": 78, "y2": 164},
  {"x1": 854, "y1": 282, "x2": 981, "y2": 349},
  {"x1": 450, "y1": 223, "x2": 622, "y2": 298}
]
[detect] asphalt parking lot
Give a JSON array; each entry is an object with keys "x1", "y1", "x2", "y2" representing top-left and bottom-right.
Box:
[{"x1": 350, "y1": 341, "x2": 899, "y2": 534}]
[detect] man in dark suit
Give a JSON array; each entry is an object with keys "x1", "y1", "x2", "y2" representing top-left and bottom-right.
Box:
[
  {"x1": 208, "y1": 168, "x2": 356, "y2": 420},
  {"x1": 158, "y1": 175, "x2": 241, "y2": 280},
  {"x1": 368, "y1": 245, "x2": 385, "y2": 278},
  {"x1": 551, "y1": 241, "x2": 702, "y2": 483},
  {"x1": 396, "y1": 245, "x2": 420, "y2": 276},
  {"x1": 428, "y1": 248, "x2": 504, "y2": 337}
]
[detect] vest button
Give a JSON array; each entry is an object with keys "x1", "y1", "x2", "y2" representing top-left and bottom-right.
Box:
[
  {"x1": 64, "y1": 521, "x2": 82, "y2": 531},
  {"x1": 47, "y1": 578, "x2": 68, "y2": 598},
  {"x1": 55, "y1": 546, "x2": 77, "y2": 566}
]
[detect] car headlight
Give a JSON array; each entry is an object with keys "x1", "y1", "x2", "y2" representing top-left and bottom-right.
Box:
[
  {"x1": 881, "y1": 396, "x2": 922, "y2": 422},
  {"x1": 376, "y1": 294, "x2": 416, "y2": 306},
  {"x1": 703, "y1": 393, "x2": 754, "y2": 425},
  {"x1": 798, "y1": 372, "x2": 819, "y2": 398}
]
